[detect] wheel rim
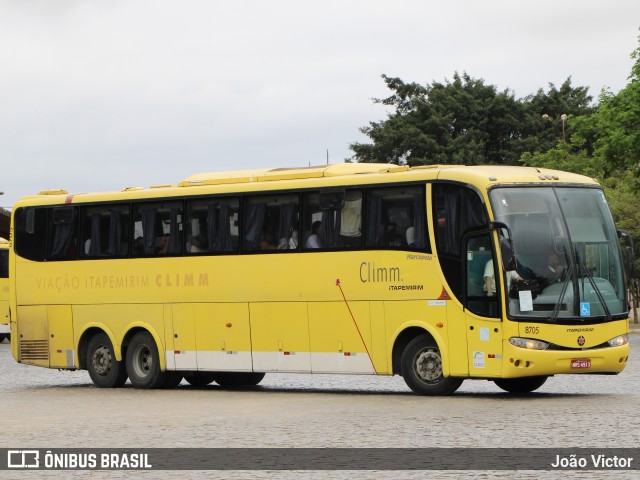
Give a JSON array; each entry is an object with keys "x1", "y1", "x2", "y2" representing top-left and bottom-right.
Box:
[
  {"x1": 131, "y1": 343, "x2": 153, "y2": 379},
  {"x1": 91, "y1": 345, "x2": 112, "y2": 376},
  {"x1": 414, "y1": 347, "x2": 443, "y2": 383}
]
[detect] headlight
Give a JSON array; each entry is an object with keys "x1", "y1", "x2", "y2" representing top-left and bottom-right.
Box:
[
  {"x1": 607, "y1": 334, "x2": 628, "y2": 347},
  {"x1": 509, "y1": 337, "x2": 549, "y2": 350}
]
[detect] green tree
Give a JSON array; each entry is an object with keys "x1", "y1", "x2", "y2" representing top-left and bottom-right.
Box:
[
  {"x1": 350, "y1": 74, "x2": 594, "y2": 166},
  {"x1": 591, "y1": 39, "x2": 640, "y2": 189},
  {"x1": 521, "y1": 78, "x2": 595, "y2": 154}
]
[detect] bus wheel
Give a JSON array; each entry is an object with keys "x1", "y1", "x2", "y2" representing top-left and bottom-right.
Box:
[
  {"x1": 86, "y1": 333, "x2": 128, "y2": 388},
  {"x1": 214, "y1": 372, "x2": 265, "y2": 387},
  {"x1": 401, "y1": 335, "x2": 462, "y2": 395},
  {"x1": 184, "y1": 373, "x2": 217, "y2": 387},
  {"x1": 126, "y1": 331, "x2": 167, "y2": 389},
  {"x1": 494, "y1": 376, "x2": 547, "y2": 393}
]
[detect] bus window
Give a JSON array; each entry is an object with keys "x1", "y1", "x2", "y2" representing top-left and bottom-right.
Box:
[
  {"x1": 0, "y1": 247, "x2": 7, "y2": 278},
  {"x1": 432, "y1": 184, "x2": 488, "y2": 300},
  {"x1": 465, "y1": 233, "x2": 499, "y2": 318},
  {"x1": 302, "y1": 189, "x2": 362, "y2": 250},
  {"x1": 81, "y1": 205, "x2": 130, "y2": 257},
  {"x1": 185, "y1": 197, "x2": 239, "y2": 254},
  {"x1": 133, "y1": 201, "x2": 183, "y2": 256},
  {"x1": 365, "y1": 186, "x2": 427, "y2": 251},
  {"x1": 243, "y1": 194, "x2": 299, "y2": 252},
  {"x1": 49, "y1": 207, "x2": 78, "y2": 259},
  {"x1": 14, "y1": 207, "x2": 48, "y2": 261}
]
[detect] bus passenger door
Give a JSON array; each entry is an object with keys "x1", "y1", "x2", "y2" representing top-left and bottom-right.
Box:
[{"x1": 463, "y1": 233, "x2": 503, "y2": 377}]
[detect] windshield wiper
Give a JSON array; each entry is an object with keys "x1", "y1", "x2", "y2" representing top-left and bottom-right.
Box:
[
  {"x1": 575, "y1": 251, "x2": 612, "y2": 321},
  {"x1": 550, "y1": 251, "x2": 572, "y2": 323}
]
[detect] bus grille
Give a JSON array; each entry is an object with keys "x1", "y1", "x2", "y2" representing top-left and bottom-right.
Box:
[{"x1": 20, "y1": 340, "x2": 49, "y2": 362}]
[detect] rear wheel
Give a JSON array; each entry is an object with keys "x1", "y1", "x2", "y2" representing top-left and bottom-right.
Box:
[
  {"x1": 184, "y1": 373, "x2": 217, "y2": 387},
  {"x1": 126, "y1": 331, "x2": 168, "y2": 389},
  {"x1": 214, "y1": 372, "x2": 265, "y2": 387},
  {"x1": 86, "y1": 333, "x2": 128, "y2": 388},
  {"x1": 401, "y1": 335, "x2": 462, "y2": 395},
  {"x1": 494, "y1": 376, "x2": 548, "y2": 393}
]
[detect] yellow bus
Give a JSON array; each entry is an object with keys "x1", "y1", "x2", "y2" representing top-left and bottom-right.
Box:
[
  {"x1": 0, "y1": 237, "x2": 9, "y2": 343},
  {"x1": 8, "y1": 163, "x2": 632, "y2": 394}
]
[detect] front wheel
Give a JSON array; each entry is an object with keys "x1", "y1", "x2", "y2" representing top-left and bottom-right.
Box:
[
  {"x1": 126, "y1": 331, "x2": 169, "y2": 389},
  {"x1": 401, "y1": 335, "x2": 462, "y2": 395},
  {"x1": 86, "y1": 333, "x2": 128, "y2": 388},
  {"x1": 494, "y1": 376, "x2": 548, "y2": 393}
]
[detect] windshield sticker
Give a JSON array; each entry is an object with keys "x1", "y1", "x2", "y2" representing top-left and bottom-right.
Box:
[
  {"x1": 580, "y1": 303, "x2": 591, "y2": 317},
  {"x1": 473, "y1": 351, "x2": 485, "y2": 368},
  {"x1": 518, "y1": 290, "x2": 534, "y2": 311}
]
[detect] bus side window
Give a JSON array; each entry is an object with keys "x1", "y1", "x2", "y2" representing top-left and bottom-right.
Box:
[
  {"x1": 133, "y1": 202, "x2": 183, "y2": 256},
  {"x1": 365, "y1": 186, "x2": 428, "y2": 251},
  {"x1": 302, "y1": 189, "x2": 362, "y2": 250},
  {"x1": 243, "y1": 194, "x2": 299, "y2": 253},
  {"x1": 464, "y1": 233, "x2": 499, "y2": 318},
  {"x1": 432, "y1": 184, "x2": 488, "y2": 300},
  {"x1": 185, "y1": 197, "x2": 239, "y2": 254},
  {"x1": 81, "y1": 205, "x2": 130, "y2": 258},
  {"x1": 0, "y1": 248, "x2": 8, "y2": 278},
  {"x1": 339, "y1": 190, "x2": 362, "y2": 249},
  {"x1": 14, "y1": 207, "x2": 48, "y2": 262},
  {"x1": 49, "y1": 207, "x2": 78, "y2": 259}
]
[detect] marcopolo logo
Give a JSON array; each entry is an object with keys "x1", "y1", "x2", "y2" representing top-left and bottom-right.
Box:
[{"x1": 8, "y1": 450, "x2": 40, "y2": 469}]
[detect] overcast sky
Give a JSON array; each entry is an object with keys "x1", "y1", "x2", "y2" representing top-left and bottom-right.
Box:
[{"x1": 1, "y1": 0, "x2": 639, "y2": 208}]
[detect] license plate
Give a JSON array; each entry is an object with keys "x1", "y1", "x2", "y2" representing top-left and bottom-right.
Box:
[{"x1": 571, "y1": 358, "x2": 591, "y2": 369}]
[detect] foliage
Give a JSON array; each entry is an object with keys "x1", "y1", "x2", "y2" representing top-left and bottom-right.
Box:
[{"x1": 350, "y1": 74, "x2": 593, "y2": 167}]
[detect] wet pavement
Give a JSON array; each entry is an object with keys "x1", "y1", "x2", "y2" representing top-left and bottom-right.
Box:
[{"x1": 1, "y1": 327, "x2": 639, "y2": 479}]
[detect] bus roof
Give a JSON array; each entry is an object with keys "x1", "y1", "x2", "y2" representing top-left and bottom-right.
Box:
[{"x1": 15, "y1": 163, "x2": 599, "y2": 207}]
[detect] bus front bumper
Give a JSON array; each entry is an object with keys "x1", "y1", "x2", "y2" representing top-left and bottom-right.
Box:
[{"x1": 500, "y1": 342, "x2": 629, "y2": 378}]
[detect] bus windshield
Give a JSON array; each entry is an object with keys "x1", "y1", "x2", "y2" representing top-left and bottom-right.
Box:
[{"x1": 489, "y1": 187, "x2": 627, "y2": 321}]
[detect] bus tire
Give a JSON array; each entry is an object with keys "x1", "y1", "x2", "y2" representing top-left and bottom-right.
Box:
[
  {"x1": 214, "y1": 372, "x2": 265, "y2": 387},
  {"x1": 401, "y1": 335, "x2": 462, "y2": 395},
  {"x1": 184, "y1": 373, "x2": 217, "y2": 387},
  {"x1": 126, "y1": 331, "x2": 166, "y2": 389},
  {"x1": 494, "y1": 376, "x2": 547, "y2": 393},
  {"x1": 86, "y1": 333, "x2": 128, "y2": 388}
]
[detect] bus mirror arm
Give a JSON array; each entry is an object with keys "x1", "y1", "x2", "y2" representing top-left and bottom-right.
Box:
[
  {"x1": 488, "y1": 221, "x2": 519, "y2": 270},
  {"x1": 617, "y1": 229, "x2": 634, "y2": 278},
  {"x1": 489, "y1": 221, "x2": 511, "y2": 235}
]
